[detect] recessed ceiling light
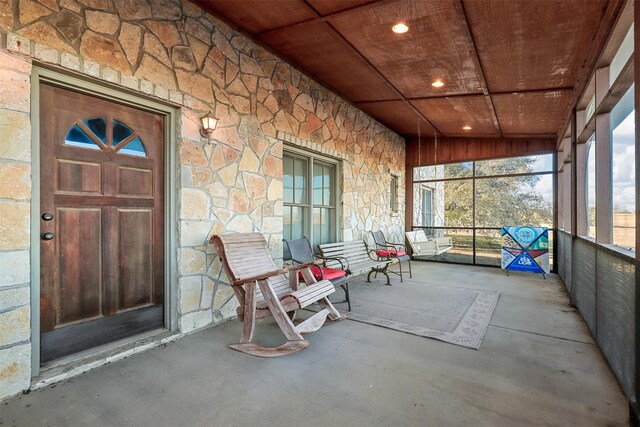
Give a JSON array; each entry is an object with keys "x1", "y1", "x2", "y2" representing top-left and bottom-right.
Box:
[
  {"x1": 462, "y1": 125, "x2": 472, "y2": 130},
  {"x1": 392, "y1": 23, "x2": 409, "y2": 34},
  {"x1": 432, "y1": 80, "x2": 444, "y2": 88}
]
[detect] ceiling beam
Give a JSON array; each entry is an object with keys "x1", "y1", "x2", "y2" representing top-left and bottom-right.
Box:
[
  {"x1": 455, "y1": 0, "x2": 502, "y2": 136},
  {"x1": 354, "y1": 87, "x2": 576, "y2": 106}
]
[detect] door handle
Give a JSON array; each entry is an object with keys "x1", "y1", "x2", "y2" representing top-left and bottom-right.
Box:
[
  {"x1": 41, "y1": 232, "x2": 54, "y2": 241},
  {"x1": 41, "y1": 212, "x2": 53, "y2": 221}
]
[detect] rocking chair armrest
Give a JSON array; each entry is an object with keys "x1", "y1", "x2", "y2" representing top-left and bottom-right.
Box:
[
  {"x1": 287, "y1": 260, "x2": 323, "y2": 271},
  {"x1": 231, "y1": 268, "x2": 289, "y2": 286}
]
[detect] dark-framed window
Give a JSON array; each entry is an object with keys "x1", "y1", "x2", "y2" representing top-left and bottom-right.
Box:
[{"x1": 283, "y1": 149, "x2": 338, "y2": 256}]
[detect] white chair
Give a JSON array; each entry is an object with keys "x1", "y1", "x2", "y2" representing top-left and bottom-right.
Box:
[{"x1": 405, "y1": 230, "x2": 453, "y2": 257}]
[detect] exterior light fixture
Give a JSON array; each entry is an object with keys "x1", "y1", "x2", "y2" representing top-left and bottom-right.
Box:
[
  {"x1": 200, "y1": 111, "x2": 218, "y2": 138},
  {"x1": 392, "y1": 23, "x2": 409, "y2": 34},
  {"x1": 432, "y1": 80, "x2": 444, "y2": 88},
  {"x1": 462, "y1": 125, "x2": 472, "y2": 130}
]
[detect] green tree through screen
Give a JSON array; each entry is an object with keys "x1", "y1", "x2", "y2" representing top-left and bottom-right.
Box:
[{"x1": 444, "y1": 157, "x2": 553, "y2": 228}]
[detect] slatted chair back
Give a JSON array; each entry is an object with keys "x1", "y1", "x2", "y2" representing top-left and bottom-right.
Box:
[
  {"x1": 318, "y1": 240, "x2": 372, "y2": 270},
  {"x1": 214, "y1": 233, "x2": 278, "y2": 286}
]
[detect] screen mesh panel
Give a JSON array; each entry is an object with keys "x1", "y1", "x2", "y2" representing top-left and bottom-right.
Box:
[
  {"x1": 596, "y1": 250, "x2": 636, "y2": 400},
  {"x1": 557, "y1": 231, "x2": 566, "y2": 283},
  {"x1": 564, "y1": 232, "x2": 573, "y2": 292},
  {"x1": 558, "y1": 232, "x2": 636, "y2": 402},
  {"x1": 573, "y1": 239, "x2": 597, "y2": 335}
]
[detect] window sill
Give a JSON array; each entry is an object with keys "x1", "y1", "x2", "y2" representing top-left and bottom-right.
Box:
[
  {"x1": 573, "y1": 235, "x2": 637, "y2": 262},
  {"x1": 601, "y1": 243, "x2": 635, "y2": 259}
]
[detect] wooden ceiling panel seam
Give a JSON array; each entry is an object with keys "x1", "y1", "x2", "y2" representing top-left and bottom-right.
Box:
[
  {"x1": 410, "y1": 95, "x2": 498, "y2": 135},
  {"x1": 327, "y1": 0, "x2": 486, "y2": 99},
  {"x1": 197, "y1": 4, "x2": 410, "y2": 138},
  {"x1": 196, "y1": 0, "x2": 320, "y2": 35},
  {"x1": 302, "y1": 0, "x2": 322, "y2": 17},
  {"x1": 355, "y1": 98, "x2": 409, "y2": 105},
  {"x1": 492, "y1": 91, "x2": 575, "y2": 134},
  {"x1": 306, "y1": 0, "x2": 381, "y2": 16},
  {"x1": 456, "y1": 0, "x2": 501, "y2": 135},
  {"x1": 402, "y1": 87, "x2": 575, "y2": 102},
  {"x1": 322, "y1": 20, "x2": 442, "y2": 134},
  {"x1": 358, "y1": 100, "x2": 437, "y2": 134},
  {"x1": 259, "y1": 20, "x2": 400, "y2": 102},
  {"x1": 255, "y1": 0, "x2": 396, "y2": 38},
  {"x1": 463, "y1": 0, "x2": 607, "y2": 94}
]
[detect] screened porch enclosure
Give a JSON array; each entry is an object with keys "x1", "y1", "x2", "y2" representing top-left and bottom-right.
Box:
[{"x1": 410, "y1": 154, "x2": 555, "y2": 267}]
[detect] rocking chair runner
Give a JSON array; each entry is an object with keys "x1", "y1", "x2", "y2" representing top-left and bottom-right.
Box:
[
  {"x1": 370, "y1": 230, "x2": 412, "y2": 282},
  {"x1": 210, "y1": 233, "x2": 345, "y2": 357}
]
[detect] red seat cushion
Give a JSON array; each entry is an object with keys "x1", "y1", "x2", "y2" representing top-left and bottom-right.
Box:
[
  {"x1": 376, "y1": 249, "x2": 407, "y2": 258},
  {"x1": 299, "y1": 266, "x2": 347, "y2": 281},
  {"x1": 312, "y1": 266, "x2": 347, "y2": 281}
]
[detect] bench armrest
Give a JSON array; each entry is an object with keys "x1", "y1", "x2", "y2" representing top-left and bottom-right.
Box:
[
  {"x1": 231, "y1": 268, "x2": 288, "y2": 286},
  {"x1": 315, "y1": 255, "x2": 348, "y2": 271}
]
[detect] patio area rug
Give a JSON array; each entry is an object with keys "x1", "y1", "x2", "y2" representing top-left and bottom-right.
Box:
[{"x1": 327, "y1": 281, "x2": 500, "y2": 350}]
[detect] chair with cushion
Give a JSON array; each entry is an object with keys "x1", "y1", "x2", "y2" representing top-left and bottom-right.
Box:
[
  {"x1": 284, "y1": 237, "x2": 350, "y2": 311},
  {"x1": 370, "y1": 230, "x2": 412, "y2": 282}
]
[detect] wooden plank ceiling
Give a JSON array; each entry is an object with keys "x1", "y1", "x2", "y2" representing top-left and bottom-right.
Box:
[{"x1": 196, "y1": 0, "x2": 607, "y2": 139}]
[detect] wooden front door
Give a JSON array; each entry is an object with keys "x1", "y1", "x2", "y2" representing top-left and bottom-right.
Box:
[{"x1": 40, "y1": 83, "x2": 165, "y2": 363}]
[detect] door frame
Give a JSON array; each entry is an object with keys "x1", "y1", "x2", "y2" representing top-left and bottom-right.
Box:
[{"x1": 30, "y1": 65, "x2": 179, "y2": 376}]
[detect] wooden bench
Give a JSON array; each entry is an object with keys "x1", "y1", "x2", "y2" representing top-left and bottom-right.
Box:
[
  {"x1": 318, "y1": 240, "x2": 392, "y2": 285},
  {"x1": 210, "y1": 233, "x2": 345, "y2": 357}
]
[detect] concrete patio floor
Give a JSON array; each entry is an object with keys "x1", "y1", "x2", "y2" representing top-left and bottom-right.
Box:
[{"x1": 0, "y1": 262, "x2": 629, "y2": 426}]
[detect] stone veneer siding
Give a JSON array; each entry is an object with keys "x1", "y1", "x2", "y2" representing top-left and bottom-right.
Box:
[{"x1": 0, "y1": 0, "x2": 405, "y2": 399}]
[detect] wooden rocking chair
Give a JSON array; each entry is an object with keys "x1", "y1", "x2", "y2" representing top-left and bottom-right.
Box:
[{"x1": 210, "y1": 233, "x2": 345, "y2": 357}]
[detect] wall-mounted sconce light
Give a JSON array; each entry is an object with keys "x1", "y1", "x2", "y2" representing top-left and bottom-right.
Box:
[{"x1": 200, "y1": 111, "x2": 218, "y2": 138}]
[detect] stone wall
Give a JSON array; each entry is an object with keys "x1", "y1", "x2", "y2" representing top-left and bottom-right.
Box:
[
  {"x1": 0, "y1": 0, "x2": 405, "y2": 399},
  {"x1": 0, "y1": 49, "x2": 33, "y2": 399}
]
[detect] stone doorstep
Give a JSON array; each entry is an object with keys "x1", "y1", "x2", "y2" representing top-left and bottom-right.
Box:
[{"x1": 31, "y1": 329, "x2": 181, "y2": 391}]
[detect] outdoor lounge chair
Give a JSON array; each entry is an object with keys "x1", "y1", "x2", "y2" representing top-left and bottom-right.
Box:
[
  {"x1": 210, "y1": 233, "x2": 345, "y2": 357},
  {"x1": 370, "y1": 230, "x2": 412, "y2": 282},
  {"x1": 283, "y1": 237, "x2": 351, "y2": 311},
  {"x1": 405, "y1": 229, "x2": 453, "y2": 258}
]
